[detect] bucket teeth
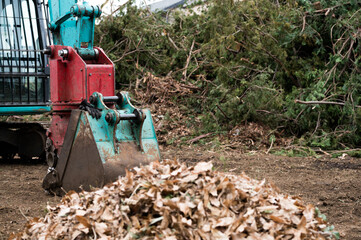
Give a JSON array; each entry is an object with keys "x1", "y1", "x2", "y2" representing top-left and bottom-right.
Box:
[{"x1": 42, "y1": 169, "x2": 62, "y2": 195}]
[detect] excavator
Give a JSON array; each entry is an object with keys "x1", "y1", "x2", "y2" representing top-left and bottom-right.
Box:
[{"x1": 0, "y1": 0, "x2": 160, "y2": 195}]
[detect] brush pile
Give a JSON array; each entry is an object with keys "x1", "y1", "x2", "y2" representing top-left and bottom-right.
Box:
[{"x1": 10, "y1": 160, "x2": 338, "y2": 239}]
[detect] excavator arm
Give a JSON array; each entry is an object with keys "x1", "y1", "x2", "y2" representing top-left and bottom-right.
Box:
[{"x1": 41, "y1": 0, "x2": 160, "y2": 194}]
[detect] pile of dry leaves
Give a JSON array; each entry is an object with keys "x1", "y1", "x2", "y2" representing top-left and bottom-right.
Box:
[{"x1": 10, "y1": 160, "x2": 338, "y2": 239}]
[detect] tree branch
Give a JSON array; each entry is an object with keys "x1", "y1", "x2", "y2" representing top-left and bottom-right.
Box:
[
  {"x1": 295, "y1": 99, "x2": 361, "y2": 108},
  {"x1": 182, "y1": 39, "x2": 195, "y2": 81}
]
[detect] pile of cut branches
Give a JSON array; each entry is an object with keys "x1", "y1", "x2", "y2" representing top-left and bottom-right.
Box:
[
  {"x1": 134, "y1": 72, "x2": 199, "y2": 144},
  {"x1": 96, "y1": 0, "x2": 361, "y2": 150}
]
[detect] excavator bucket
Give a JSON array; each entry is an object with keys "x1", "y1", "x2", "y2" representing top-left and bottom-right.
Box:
[{"x1": 43, "y1": 92, "x2": 160, "y2": 195}]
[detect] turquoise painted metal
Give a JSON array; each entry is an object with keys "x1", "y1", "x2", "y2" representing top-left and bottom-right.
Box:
[
  {"x1": 86, "y1": 92, "x2": 161, "y2": 164},
  {"x1": 42, "y1": 91, "x2": 161, "y2": 193},
  {"x1": 48, "y1": 0, "x2": 101, "y2": 57},
  {"x1": 0, "y1": 106, "x2": 52, "y2": 115}
]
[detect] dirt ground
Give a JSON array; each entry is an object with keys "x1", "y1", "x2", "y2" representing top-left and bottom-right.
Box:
[{"x1": 0, "y1": 146, "x2": 360, "y2": 240}]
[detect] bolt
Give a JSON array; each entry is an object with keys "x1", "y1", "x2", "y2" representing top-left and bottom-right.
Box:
[
  {"x1": 105, "y1": 112, "x2": 114, "y2": 123},
  {"x1": 89, "y1": 73, "x2": 92, "y2": 76},
  {"x1": 43, "y1": 46, "x2": 51, "y2": 55},
  {"x1": 89, "y1": 95, "x2": 96, "y2": 104},
  {"x1": 109, "y1": 73, "x2": 111, "y2": 76},
  {"x1": 58, "y1": 49, "x2": 69, "y2": 58}
]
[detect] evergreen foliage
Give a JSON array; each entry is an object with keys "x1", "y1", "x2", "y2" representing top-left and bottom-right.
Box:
[{"x1": 95, "y1": 0, "x2": 361, "y2": 149}]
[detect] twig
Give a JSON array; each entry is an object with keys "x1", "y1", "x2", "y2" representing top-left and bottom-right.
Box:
[
  {"x1": 182, "y1": 39, "x2": 195, "y2": 81},
  {"x1": 187, "y1": 133, "x2": 213, "y2": 144},
  {"x1": 295, "y1": 99, "x2": 361, "y2": 108},
  {"x1": 301, "y1": 15, "x2": 306, "y2": 33},
  {"x1": 216, "y1": 104, "x2": 230, "y2": 120},
  {"x1": 113, "y1": 49, "x2": 147, "y2": 63},
  {"x1": 256, "y1": 109, "x2": 272, "y2": 114},
  {"x1": 326, "y1": 148, "x2": 361, "y2": 154},
  {"x1": 271, "y1": 65, "x2": 278, "y2": 83},
  {"x1": 105, "y1": 39, "x2": 126, "y2": 54},
  {"x1": 266, "y1": 138, "x2": 274, "y2": 154},
  {"x1": 295, "y1": 108, "x2": 305, "y2": 121},
  {"x1": 113, "y1": 36, "x2": 144, "y2": 63},
  {"x1": 167, "y1": 35, "x2": 180, "y2": 50},
  {"x1": 142, "y1": 0, "x2": 156, "y2": 20},
  {"x1": 107, "y1": 1, "x2": 129, "y2": 16},
  {"x1": 187, "y1": 66, "x2": 199, "y2": 79},
  {"x1": 252, "y1": 85, "x2": 279, "y2": 92},
  {"x1": 316, "y1": 148, "x2": 331, "y2": 156},
  {"x1": 311, "y1": 2, "x2": 353, "y2": 14},
  {"x1": 312, "y1": 111, "x2": 321, "y2": 136},
  {"x1": 19, "y1": 208, "x2": 29, "y2": 221}
]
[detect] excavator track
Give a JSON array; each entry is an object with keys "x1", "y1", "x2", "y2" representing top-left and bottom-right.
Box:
[{"x1": 0, "y1": 122, "x2": 48, "y2": 162}]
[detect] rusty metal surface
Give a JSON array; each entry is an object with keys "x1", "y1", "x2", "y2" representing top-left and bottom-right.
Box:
[
  {"x1": 60, "y1": 115, "x2": 104, "y2": 192},
  {"x1": 43, "y1": 110, "x2": 105, "y2": 194},
  {"x1": 43, "y1": 106, "x2": 161, "y2": 194},
  {"x1": 55, "y1": 110, "x2": 82, "y2": 180}
]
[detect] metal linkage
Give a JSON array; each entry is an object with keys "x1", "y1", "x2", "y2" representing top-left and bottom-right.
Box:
[
  {"x1": 48, "y1": 1, "x2": 102, "y2": 59},
  {"x1": 89, "y1": 93, "x2": 143, "y2": 124}
]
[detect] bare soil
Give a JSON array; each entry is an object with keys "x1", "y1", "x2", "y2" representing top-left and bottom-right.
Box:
[{"x1": 0, "y1": 146, "x2": 360, "y2": 240}]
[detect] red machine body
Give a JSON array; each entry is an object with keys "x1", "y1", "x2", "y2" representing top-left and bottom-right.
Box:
[{"x1": 47, "y1": 45, "x2": 115, "y2": 151}]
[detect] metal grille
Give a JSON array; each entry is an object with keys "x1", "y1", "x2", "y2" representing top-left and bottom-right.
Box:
[{"x1": 0, "y1": 0, "x2": 50, "y2": 106}]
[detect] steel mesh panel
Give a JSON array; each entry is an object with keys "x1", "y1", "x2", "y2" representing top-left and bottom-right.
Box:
[{"x1": 0, "y1": 0, "x2": 50, "y2": 105}]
